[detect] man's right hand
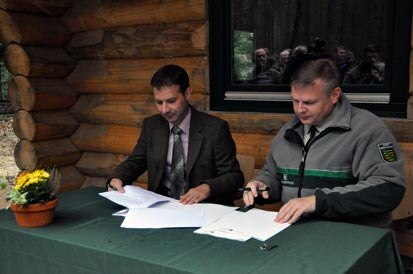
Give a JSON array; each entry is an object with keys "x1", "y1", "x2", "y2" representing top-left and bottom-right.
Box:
[
  {"x1": 108, "y1": 178, "x2": 125, "y2": 193},
  {"x1": 242, "y1": 180, "x2": 270, "y2": 206}
]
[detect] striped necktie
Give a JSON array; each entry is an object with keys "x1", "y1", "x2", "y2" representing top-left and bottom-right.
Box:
[{"x1": 170, "y1": 126, "x2": 186, "y2": 199}]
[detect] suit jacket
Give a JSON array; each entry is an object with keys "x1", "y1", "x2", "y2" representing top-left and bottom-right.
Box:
[{"x1": 111, "y1": 107, "x2": 244, "y2": 205}]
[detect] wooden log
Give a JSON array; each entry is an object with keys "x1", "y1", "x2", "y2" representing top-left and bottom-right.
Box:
[
  {"x1": 8, "y1": 76, "x2": 78, "y2": 111},
  {"x1": 76, "y1": 152, "x2": 127, "y2": 178},
  {"x1": 0, "y1": 9, "x2": 21, "y2": 46},
  {"x1": 212, "y1": 112, "x2": 292, "y2": 135},
  {"x1": 0, "y1": 0, "x2": 71, "y2": 16},
  {"x1": 24, "y1": 46, "x2": 76, "y2": 78},
  {"x1": 61, "y1": 0, "x2": 206, "y2": 32},
  {"x1": 215, "y1": 112, "x2": 413, "y2": 142},
  {"x1": 4, "y1": 44, "x2": 74, "y2": 78},
  {"x1": 70, "y1": 124, "x2": 140, "y2": 155},
  {"x1": 14, "y1": 138, "x2": 81, "y2": 170},
  {"x1": 13, "y1": 110, "x2": 78, "y2": 141},
  {"x1": 232, "y1": 133, "x2": 272, "y2": 169},
  {"x1": 7, "y1": 11, "x2": 71, "y2": 46},
  {"x1": 67, "y1": 21, "x2": 206, "y2": 59},
  {"x1": 66, "y1": 57, "x2": 207, "y2": 94},
  {"x1": 77, "y1": 152, "x2": 149, "y2": 186},
  {"x1": 69, "y1": 93, "x2": 208, "y2": 126},
  {"x1": 57, "y1": 165, "x2": 85, "y2": 193},
  {"x1": 4, "y1": 43, "x2": 29, "y2": 76},
  {"x1": 382, "y1": 118, "x2": 413, "y2": 143},
  {"x1": 70, "y1": 123, "x2": 271, "y2": 169}
]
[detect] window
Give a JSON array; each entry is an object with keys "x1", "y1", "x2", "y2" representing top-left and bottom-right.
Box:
[{"x1": 209, "y1": 0, "x2": 412, "y2": 117}]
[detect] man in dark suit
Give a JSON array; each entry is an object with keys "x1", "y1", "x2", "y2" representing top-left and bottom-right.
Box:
[{"x1": 107, "y1": 64, "x2": 243, "y2": 205}]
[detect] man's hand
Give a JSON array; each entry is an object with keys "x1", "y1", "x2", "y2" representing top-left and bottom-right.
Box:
[
  {"x1": 275, "y1": 195, "x2": 316, "y2": 224},
  {"x1": 108, "y1": 178, "x2": 125, "y2": 193},
  {"x1": 242, "y1": 180, "x2": 270, "y2": 206},
  {"x1": 179, "y1": 184, "x2": 210, "y2": 205}
]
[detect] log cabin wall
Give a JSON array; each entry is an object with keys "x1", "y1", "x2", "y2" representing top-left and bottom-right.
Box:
[
  {"x1": 58, "y1": 0, "x2": 208, "y2": 190},
  {"x1": 0, "y1": 0, "x2": 84, "y2": 192},
  {"x1": 0, "y1": 1, "x2": 412, "y2": 220}
]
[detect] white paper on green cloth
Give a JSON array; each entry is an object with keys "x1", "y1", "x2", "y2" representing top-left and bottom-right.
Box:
[
  {"x1": 121, "y1": 207, "x2": 205, "y2": 228},
  {"x1": 194, "y1": 208, "x2": 290, "y2": 241}
]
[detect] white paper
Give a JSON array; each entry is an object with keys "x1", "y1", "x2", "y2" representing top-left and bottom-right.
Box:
[
  {"x1": 194, "y1": 208, "x2": 290, "y2": 241},
  {"x1": 153, "y1": 202, "x2": 236, "y2": 226},
  {"x1": 112, "y1": 208, "x2": 129, "y2": 217},
  {"x1": 121, "y1": 207, "x2": 205, "y2": 228},
  {"x1": 99, "y1": 185, "x2": 176, "y2": 209}
]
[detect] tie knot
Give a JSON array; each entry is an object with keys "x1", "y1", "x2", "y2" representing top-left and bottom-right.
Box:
[
  {"x1": 309, "y1": 126, "x2": 317, "y2": 139},
  {"x1": 172, "y1": 126, "x2": 182, "y2": 135}
]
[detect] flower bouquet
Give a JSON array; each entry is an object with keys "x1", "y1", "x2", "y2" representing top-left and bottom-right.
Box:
[{"x1": 0, "y1": 168, "x2": 60, "y2": 227}]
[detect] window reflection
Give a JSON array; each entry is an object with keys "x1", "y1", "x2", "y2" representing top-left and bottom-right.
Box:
[{"x1": 231, "y1": 0, "x2": 388, "y2": 86}]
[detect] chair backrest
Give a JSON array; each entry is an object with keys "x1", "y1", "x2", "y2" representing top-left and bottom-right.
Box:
[{"x1": 237, "y1": 154, "x2": 255, "y2": 184}]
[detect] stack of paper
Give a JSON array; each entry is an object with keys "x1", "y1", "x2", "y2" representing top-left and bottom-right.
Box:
[
  {"x1": 99, "y1": 185, "x2": 290, "y2": 241},
  {"x1": 194, "y1": 209, "x2": 290, "y2": 242},
  {"x1": 100, "y1": 186, "x2": 235, "y2": 228},
  {"x1": 99, "y1": 185, "x2": 175, "y2": 209}
]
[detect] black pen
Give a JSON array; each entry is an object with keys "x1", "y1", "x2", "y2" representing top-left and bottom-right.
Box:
[{"x1": 239, "y1": 187, "x2": 270, "y2": 192}]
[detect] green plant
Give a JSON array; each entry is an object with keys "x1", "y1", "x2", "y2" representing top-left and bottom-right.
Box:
[
  {"x1": 2, "y1": 168, "x2": 61, "y2": 209},
  {"x1": 233, "y1": 30, "x2": 254, "y2": 82}
]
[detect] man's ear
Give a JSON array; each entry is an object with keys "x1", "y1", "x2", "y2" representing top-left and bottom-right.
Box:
[
  {"x1": 331, "y1": 87, "x2": 341, "y2": 104},
  {"x1": 184, "y1": 87, "x2": 192, "y2": 100}
]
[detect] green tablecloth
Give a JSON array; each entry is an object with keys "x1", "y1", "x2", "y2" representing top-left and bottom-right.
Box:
[{"x1": 0, "y1": 187, "x2": 404, "y2": 274}]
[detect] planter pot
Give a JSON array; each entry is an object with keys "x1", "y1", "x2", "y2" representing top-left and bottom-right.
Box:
[{"x1": 10, "y1": 198, "x2": 58, "y2": 227}]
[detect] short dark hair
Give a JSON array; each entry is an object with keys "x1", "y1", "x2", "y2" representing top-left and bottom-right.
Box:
[
  {"x1": 291, "y1": 58, "x2": 340, "y2": 93},
  {"x1": 363, "y1": 44, "x2": 378, "y2": 55},
  {"x1": 150, "y1": 64, "x2": 189, "y2": 94}
]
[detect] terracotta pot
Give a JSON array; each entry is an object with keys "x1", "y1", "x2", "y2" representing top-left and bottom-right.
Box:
[{"x1": 10, "y1": 198, "x2": 58, "y2": 227}]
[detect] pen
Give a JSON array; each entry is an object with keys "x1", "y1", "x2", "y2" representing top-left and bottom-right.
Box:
[{"x1": 239, "y1": 187, "x2": 270, "y2": 192}]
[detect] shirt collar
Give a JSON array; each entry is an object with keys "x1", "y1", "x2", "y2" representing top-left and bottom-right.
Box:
[{"x1": 169, "y1": 108, "x2": 191, "y2": 134}]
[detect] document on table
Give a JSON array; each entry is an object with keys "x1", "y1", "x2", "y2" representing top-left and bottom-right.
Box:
[
  {"x1": 99, "y1": 185, "x2": 175, "y2": 209},
  {"x1": 194, "y1": 208, "x2": 290, "y2": 242},
  {"x1": 120, "y1": 202, "x2": 237, "y2": 228}
]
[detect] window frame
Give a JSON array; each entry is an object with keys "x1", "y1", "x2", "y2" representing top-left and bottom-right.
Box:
[{"x1": 209, "y1": 0, "x2": 412, "y2": 118}]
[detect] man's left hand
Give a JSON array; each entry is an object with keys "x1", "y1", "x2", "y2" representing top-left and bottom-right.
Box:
[
  {"x1": 275, "y1": 195, "x2": 316, "y2": 224},
  {"x1": 179, "y1": 184, "x2": 211, "y2": 205}
]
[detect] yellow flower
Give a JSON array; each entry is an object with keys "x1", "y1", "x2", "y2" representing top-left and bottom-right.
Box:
[{"x1": 14, "y1": 170, "x2": 50, "y2": 191}]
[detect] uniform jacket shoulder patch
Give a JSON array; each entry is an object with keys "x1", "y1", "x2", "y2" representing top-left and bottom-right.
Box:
[{"x1": 378, "y1": 142, "x2": 397, "y2": 162}]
